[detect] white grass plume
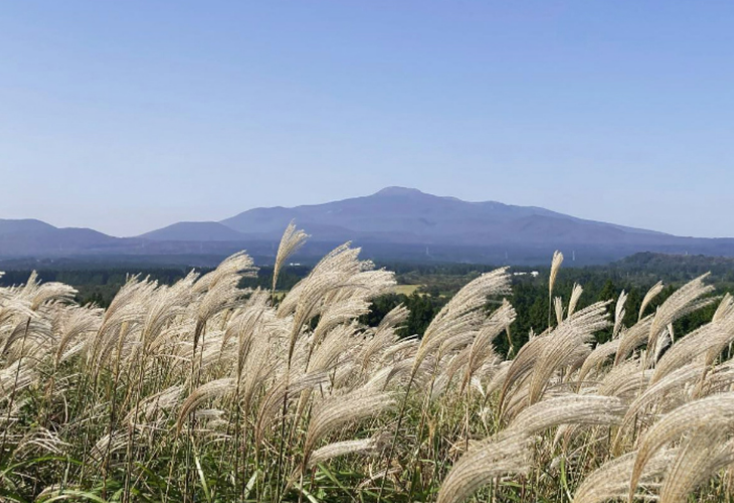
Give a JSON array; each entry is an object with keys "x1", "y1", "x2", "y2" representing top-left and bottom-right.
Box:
[{"x1": 273, "y1": 221, "x2": 309, "y2": 291}]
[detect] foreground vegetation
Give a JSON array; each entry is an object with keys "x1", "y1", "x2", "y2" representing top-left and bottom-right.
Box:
[{"x1": 2, "y1": 225, "x2": 734, "y2": 502}]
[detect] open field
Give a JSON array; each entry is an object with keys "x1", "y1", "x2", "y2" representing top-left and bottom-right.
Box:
[
  {"x1": 391, "y1": 284, "x2": 422, "y2": 296},
  {"x1": 2, "y1": 227, "x2": 734, "y2": 503}
]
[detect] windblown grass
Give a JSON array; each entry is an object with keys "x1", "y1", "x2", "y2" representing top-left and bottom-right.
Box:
[{"x1": 1, "y1": 226, "x2": 733, "y2": 503}]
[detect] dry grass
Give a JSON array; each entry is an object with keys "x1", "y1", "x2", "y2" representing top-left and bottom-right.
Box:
[{"x1": 1, "y1": 226, "x2": 733, "y2": 503}]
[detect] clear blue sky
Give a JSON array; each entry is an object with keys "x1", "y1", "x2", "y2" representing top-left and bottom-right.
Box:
[{"x1": 1, "y1": 2, "x2": 732, "y2": 237}]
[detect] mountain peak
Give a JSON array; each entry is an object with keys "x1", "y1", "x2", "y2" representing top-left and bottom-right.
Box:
[{"x1": 374, "y1": 186, "x2": 425, "y2": 197}]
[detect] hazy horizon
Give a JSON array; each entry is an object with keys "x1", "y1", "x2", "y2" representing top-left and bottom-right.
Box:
[{"x1": 2, "y1": 2, "x2": 733, "y2": 237}]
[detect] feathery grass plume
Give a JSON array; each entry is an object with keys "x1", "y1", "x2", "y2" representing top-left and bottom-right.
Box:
[
  {"x1": 362, "y1": 353, "x2": 432, "y2": 393},
  {"x1": 438, "y1": 394, "x2": 626, "y2": 503},
  {"x1": 659, "y1": 429, "x2": 734, "y2": 503},
  {"x1": 90, "y1": 429, "x2": 131, "y2": 465},
  {"x1": 628, "y1": 392, "x2": 734, "y2": 500},
  {"x1": 577, "y1": 339, "x2": 620, "y2": 385},
  {"x1": 651, "y1": 303, "x2": 734, "y2": 384},
  {"x1": 359, "y1": 305, "x2": 408, "y2": 369},
  {"x1": 53, "y1": 306, "x2": 102, "y2": 366},
  {"x1": 527, "y1": 302, "x2": 610, "y2": 404},
  {"x1": 255, "y1": 371, "x2": 330, "y2": 445},
  {"x1": 598, "y1": 359, "x2": 652, "y2": 404},
  {"x1": 177, "y1": 378, "x2": 236, "y2": 432},
  {"x1": 308, "y1": 323, "x2": 357, "y2": 374},
  {"x1": 302, "y1": 389, "x2": 395, "y2": 469},
  {"x1": 549, "y1": 250, "x2": 564, "y2": 327},
  {"x1": 461, "y1": 300, "x2": 515, "y2": 392},
  {"x1": 706, "y1": 293, "x2": 734, "y2": 364},
  {"x1": 127, "y1": 385, "x2": 182, "y2": 426},
  {"x1": 639, "y1": 281, "x2": 664, "y2": 321},
  {"x1": 615, "y1": 316, "x2": 654, "y2": 365},
  {"x1": 613, "y1": 290, "x2": 628, "y2": 338},
  {"x1": 554, "y1": 296, "x2": 564, "y2": 326},
  {"x1": 508, "y1": 394, "x2": 626, "y2": 435},
  {"x1": 2, "y1": 317, "x2": 53, "y2": 361},
  {"x1": 435, "y1": 430, "x2": 533, "y2": 503},
  {"x1": 413, "y1": 268, "x2": 511, "y2": 373},
  {"x1": 572, "y1": 449, "x2": 678, "y2": 503},
  {"x1": 273, "y1": 221, "x2": 309, "y2": 292},
  {"x1": 307, "y1": 434, "x2": 386, "y2": 468},
  {"x1": 498, "y1": 334, "x2": 550, "y2": 412},
  {"x1": 239, "y1": 318, "x2": 282, "y2": 411},
  {"x1": 568, "y1": 283, "x2": 584, "y2": 318},
  {"x1": 281, "y1": 246, "x2": 368, "y2": 363},
  {"x1": 699, "y1": 359, "x2": 734, "y2": 397},
  {"x1": 646, "y1": 274, "x2": 716, "y2": 366},
  {"x1": 312, "y1": 297, "x2": 371, "y2": 346},
  {"x1": 88, "y1": 275, "x2": 156, "y2": 371},
  {"x1": 14, "y1": 427, "x2": 70, "y2": 457},
  {"x1": 277, "y1": 243, "x2": 363, "y2": 318},
  {"x1": 616, "y1": 362, "x2": 705, "y2": 444},
  {"x1": 28, "y1": 282, "x2": 77, "y2": 312},
  {"x1": 193, "y1": 251, "x2": 256, "y2": 294}
]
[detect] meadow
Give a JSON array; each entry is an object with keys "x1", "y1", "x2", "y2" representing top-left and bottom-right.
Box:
[{"x1": 1, "y1": 224, "x2": 734, "y2": 503}]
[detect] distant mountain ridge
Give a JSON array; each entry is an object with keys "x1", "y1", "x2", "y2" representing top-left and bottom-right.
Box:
[{"x1": 2, "y1": 188, "x2": 734, "y2": 265}]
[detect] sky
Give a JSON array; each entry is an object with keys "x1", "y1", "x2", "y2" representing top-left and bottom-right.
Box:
[{"x1": 1, "y1": 2, "x2": 733, "y2": 238}]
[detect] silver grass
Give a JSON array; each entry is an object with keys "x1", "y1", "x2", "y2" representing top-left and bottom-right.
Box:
[
  {"x1": 651, "y1": 305, "x2": 734, "y2": 384},
  {"x1": 127, "y1": 385, "x2": 183, "y2": 426},
  {"x1": 568, "y1": 283, "x2": 584, "y2": 318},
  {"x1": 485, "y1": 361, "x2": 512, "y2": 397},
  {"x1": 312, "y1": 298, "x2": 371, "y2": 346},
  {"x1": 527, "y1": 302, "x2": 610, "y2": 404},
  {"x1": 614, "y1": 290, "x2": 628, "y2": 338},
  {"x1": 653, "y1": 325, "x2": 673, "y2": 363},
  {"x1": 414, "y1": 268, "x2": 511, "y2": 373},
  {"x1": 617, "y1": 362, "x2": 705, "y2": 443},
  {"x1": 499, "y1": 335, "x2": 550, "y2": 411},
  {"x1": 615, "y1": 316, "x2": 654, "y2": 365},
  {"x1": 577, "y1": 339, "x2": 620, "y2": 385},
  {"x1": 255, "y1": 371, "x2": 330, "y2": 445},
  {"x1": 629, "y1": 391, "x2": 734, "y2": 500},
  {"x1": 436, "y1": 430, "x2": 533, "y2": 503},
  {"x1": 573, "y1": 449, "x2": 677, "y2": 503},
  {"x1": 193, "y1": 251, "x2": 256, "y2": 294},
  {"x1": 307, "y1": 434, "x2": 386, "y2": 468},
  {"x1": 177, "y1": 378, "x2": 236, "y2": 432},
  {"x1": 90, "y1": 430, "x2": 129, "y2": 464},
  {"x1": 13, "y1": 428, "x2": 70, "y2": 457},
  {"x1": 54, "y1": 306, "x2": 102, "y2": 366},
  {"x1": 598, "y1": 359, "x2": 652, "y2": 402},
  {"x1": 273, "y1": 221, "x2": 309, "y2": 291},
  {"x1": 302, "y1": 389, "x2": 395, "y2": 468},
  {"x1": 508, "y1": 394, "x2": 626, "y2": 436},
  {"x1": 646, "y1": 274, "x2": 716, "y2": 366},
  {"x1": 438, "y1": 394, "x2": 626, "y2": 503},
  {"x1": 549, "y1": 251, "x2": 564, "y2": 300},
  {"x1": 359, "y1": 305, "x2": 408, "y2": 369},
  {"x1": 554, "y1": 296, "x2": 564, "y2": 326},
  {"x1": 659, "y1": 430, "x2": 734, "y2": 503},
  {"x1": 639, "y1": 281, "x2": 664, "y2": 321},
  {"x1": 549, "y1": 250, "x2": 564, "y2": 325}
]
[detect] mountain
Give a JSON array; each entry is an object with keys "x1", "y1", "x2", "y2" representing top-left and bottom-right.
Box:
[
  {"x1": 215, "y1": 186, "x2": 734, "y2": 263},
  {"x1": 3, "y1": 188, "x2": 734, "y2": 266},
  {"x1": 140, "y1": 221, "x2": 247, "y2": 242},
  {"x1": 0, "y1": 219, "x2": 123, "y2": 257},
  {"x1": 219, "y1": 186, "x2": 667, "y2": 246}
]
